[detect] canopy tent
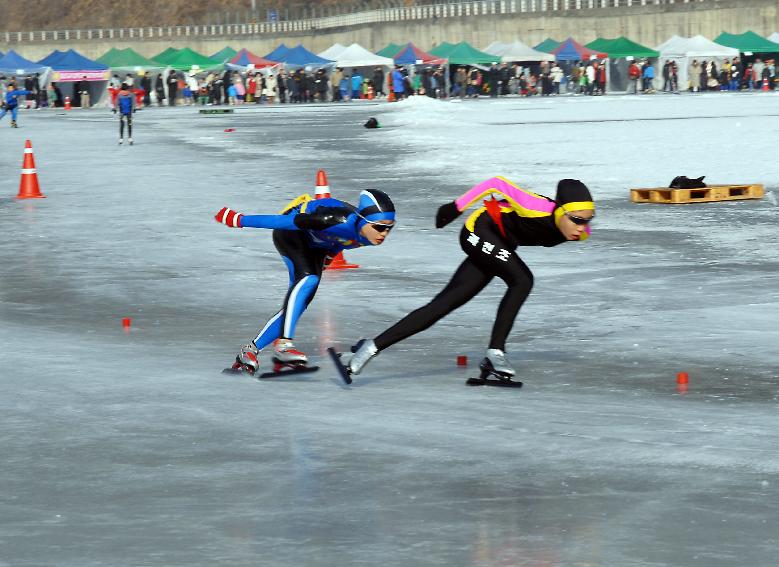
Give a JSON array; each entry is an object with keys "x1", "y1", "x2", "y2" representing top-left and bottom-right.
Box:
[
  {"x1": 152, "y1": 47, "x2": 180, "y2": 65},
  {"x1": 318, "y1": 43, "x2": 347, "y2": 61},
  {"x1": 97, "y1": 47, "x2": 164, "y2": 73},
  {"x1": 264, "y1": 43, "x2": 291, "y2": 61},
  {"x1": 656, "y1": 35, "x2": 740, "y2": 91},
  {"x1": 210, "y1": 46, "x2": 238, "y2": 63},
  {"x1": 270, "y1": 44, "x2": 333, "y2": 69},
  {"x1": 534, "y1": 38, "x2": 561, "y2": 53},
  {"x1": 585, "y1": 36, "x2": 659, "y2": 59},
  {"x1": 714, "y1": 31, "x2": 779, "y2": 54},
  {"x1": 162, "y1": 48, "x2": 222, "y2": 72},
  {"x1": 769, "y1": 33, "x2": 779, "y2": 44},
  {"x1": 0, "y1": 49, "x2": 50, "y2": 76},
  {"x1": 226, "y1": 48, "x2": 279, "y2": 71},
  {"x1": 585, "y1": 37, "x2": 658, "y2": 91},
  {"x1": 393, "y1": 43, "x2": 447, "y2": 66},
  {"x1": 429, "y1": 41, "x2": 497, "y2": 66},
  {"x1": 376, "y1": 43, "x2": 403, "y2": 58},
  {"x1": 38, "y1": 48, "x2": 110, "y2": 106},
  {"x1": 552, "y1": 38, "x2": 607, "y2": 61},
  {"x1": 328, "y1": 43, "x2": 394, "y2": 69},
  {"x1": 483, "y1": 40, "x2": 554, "y2": 62}
]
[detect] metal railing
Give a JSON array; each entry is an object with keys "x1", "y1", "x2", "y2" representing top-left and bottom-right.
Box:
[{"x1": 1, "y1": 0, "x2": 714, "y2": 44}]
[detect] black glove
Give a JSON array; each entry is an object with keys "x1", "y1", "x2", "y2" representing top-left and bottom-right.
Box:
[
  {"x1": 294, "y1": 207, "x2": 350, "y2": 230},
  {"x1": 435, "y1": 201, "x2": 461, "y2": 228}
]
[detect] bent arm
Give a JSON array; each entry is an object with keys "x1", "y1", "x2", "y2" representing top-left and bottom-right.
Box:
[{"x1": 454, "y1": 176, "x2": 555, "y2": 217}]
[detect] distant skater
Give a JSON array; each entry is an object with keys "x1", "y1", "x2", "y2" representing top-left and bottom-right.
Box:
[
  {"x1": 337, "y1": 176, "x2": 595, "y2": 386},
  {"x1": 0, "y1": 84, "x2": 32, "y2": 128},
  {"x1": 115, "y1": 84, "x2": 135, "y2": 145}
]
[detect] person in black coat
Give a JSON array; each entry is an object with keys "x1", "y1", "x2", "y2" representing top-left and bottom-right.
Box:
[
  {"x1": 372, "y1": 67, "x2": 385, "y2": 96},
  {"x1": 166, "y1": 71, "x2": 178, "y2": 106},
  {"x1": 140, "y1": 73, "x2": 151, "y2": 106},
  {"x1": 487, "y1": 64, "x2": 499, "y2": 98},
  {"x1": 154, "y1": 74, "x2": 165, "y2": 105}
]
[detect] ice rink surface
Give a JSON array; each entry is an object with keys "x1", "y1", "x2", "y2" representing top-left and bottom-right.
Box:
[{"x1": 1, "y1": 92, "x2": 778, "y2": 566}]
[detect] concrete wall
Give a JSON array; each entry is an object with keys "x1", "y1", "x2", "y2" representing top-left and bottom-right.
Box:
[{"x1": 2, "y1": 0, "x2": 778, "y2": 62}]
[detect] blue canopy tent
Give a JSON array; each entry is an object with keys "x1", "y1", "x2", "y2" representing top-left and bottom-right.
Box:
[
  {"x1": 264, "y1": 43, "x2": 291, "y2": 61},
  {"x1": 270, "y1": 44, "x2": 334, "y2": 69},
  {"x1": 0, "y1": 49, "x2": 50, "y2": 76},
  {"x1": 38, "y1": 49, "x2": 110, "y2": 107}
]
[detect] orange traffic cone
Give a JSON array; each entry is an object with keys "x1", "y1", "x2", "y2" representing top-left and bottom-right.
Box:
[
  {"x1": 763, "y1": 79, "x2": 769, "y2": 92},
  {"x1": 17, "y1": 140, "x2": 45, "y2": 199},
  {"x1": 367, "y1": 86, "x2": 374, "y2": 100},
  {"x1": 64, "y1": 96, "x2": 71, "y2": 110},
  {"x1": 387, "y1": 85, "x2": 396, "y2": 102},
  {"x1": 315, "y1": 169, "x2": 331, "y2": 199},
  {"x1": 315, "y1": 169, "x2": 359, "y2": 270}
]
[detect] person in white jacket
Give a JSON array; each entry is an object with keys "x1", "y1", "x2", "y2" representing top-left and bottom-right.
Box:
[
  {"x1": 263, "y1": 72, "x2": 278, "y2": 104},
  {"x1": 551, "y1": 64, "x2": 563, "y2": 95},
  {"x1": 585, "y1": 63, "x2": 596, "y2": 95}
]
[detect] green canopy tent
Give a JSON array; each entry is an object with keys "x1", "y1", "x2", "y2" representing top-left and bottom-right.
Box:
[
  {"x1": 586, "y1": 36, "x2": 660, "y2": 59},
  {"x1": 585, "y1": 37, "x2": 660, "y2": 91},
  {"x1": 97, "y1": 47, "x2": 165, "y2": 73},
  {"x1": 163, "y1": 48, "x2": 223, "y2": 72},
  {"x1": 428, "y1": 41, "x2": 498, "y2": 66},
  {"x1": 152, "y1": 47, "x2": 180, "y2": 65},
  {"x1": 534, "y1": 38, "x2": 561, "y2": 53},
  {"x1": 714, "y1": 31, "x2": 779, "y2": 54},
  {"x1": 376, "y1": 43, "x2": 403, "y2": 58},
  {"x1": 211, "y1": 46, "x2": 238, "y2": 63}
]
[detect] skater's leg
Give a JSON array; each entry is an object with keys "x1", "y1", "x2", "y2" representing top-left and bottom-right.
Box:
[
  {"x1": 119, "y1": 115, "x2": 125, "y2": 139},
  {"x1": 374, "y1": 258, "x2": 491, "y2": 351},
  {"x1": 252, "y1": 230, "x2": 326, "y2": 350},
  {"x1": 127, "y1": 115, "x2": 133, "y2": 140},
  {"x1": 487, "y1": 255, "x2": 534, "y2": 351}
]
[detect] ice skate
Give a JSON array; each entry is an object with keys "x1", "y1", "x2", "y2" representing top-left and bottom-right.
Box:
[
  {"x1": 128, "y1": 138, "x2": 134, "y2": 146},
  {"x1": 272, "y1": 338, "x2": 308, "y2": 365},
  {"x1": 11, "y1": 120, "x2": 18, "y2": 128},
  {"x1": 348, "y1": 339, "x2": 378, "y2": 375},
  {"x1": 466, "y1": 349, "x2": 522, "y2": 388},
  {"x1": 118, "y1": 138, "x2": 123, "y2": 145},
  {"x1": 223, "y1": 343, "x2": 261, "y2": 375}
]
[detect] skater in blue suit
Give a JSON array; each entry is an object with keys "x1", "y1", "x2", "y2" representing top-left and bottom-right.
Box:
[
  {"x1": 215, "y1": 188, "x2": 396, "y2": 374},
  {"x1": 0, "y1": 84, "x2": 32, "y2": 128}
]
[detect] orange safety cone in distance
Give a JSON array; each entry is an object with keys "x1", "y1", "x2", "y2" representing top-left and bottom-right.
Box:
[
  {"x1": 64, "y1": 96, "x2": 71, "y2": 110},
  {"x1": 387, "y1": 85, "x2": 396, "y2": 102},
  {"x1": 367, "y1": 86, "x2": 374, "y2": 100},
  {"x1": 314, "y1": 169, "x2": 359, "y2": 270},
  {"x1": 17, "y1": 140, "x2": 45, "y2": 199}
]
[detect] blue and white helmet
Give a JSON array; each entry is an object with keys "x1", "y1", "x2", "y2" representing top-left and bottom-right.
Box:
[{"x1": 356, "y1": 189, "x2": 396, "y2": 230}]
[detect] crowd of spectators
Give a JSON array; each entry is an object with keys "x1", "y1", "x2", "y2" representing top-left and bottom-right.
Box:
[{"x1": 1, "y1": 57, "x2": 776, "y2": 110}]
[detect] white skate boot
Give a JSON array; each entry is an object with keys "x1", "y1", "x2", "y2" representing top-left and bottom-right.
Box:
[
  {"x1": 347, "y1": 339, "x2": 378, "y2": 375},
  {"x1": 273, "y1": 338, "x2": 308, "y2": 366},
  {"x1": 484, "y1": 348, "x2": 515, "y2": 377},
  {"x1": 467, "y1": 349, "x2": 521, "y2": 388},
  {"x1": 232, "y1": 343, "x2": 260, "y2": 374}
]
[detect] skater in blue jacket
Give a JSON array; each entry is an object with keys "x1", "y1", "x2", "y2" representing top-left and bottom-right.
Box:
[
  {"x1": 215, "y1": 189, "x2": 396, "y2": 375},
  {"x1": 0, "y1": 84, "x2": 32, "y2": 128}
]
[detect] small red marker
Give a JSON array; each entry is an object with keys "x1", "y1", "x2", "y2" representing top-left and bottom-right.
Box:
[{"x1": 457, "y1": 355, "x2": 468, "y2": 366}]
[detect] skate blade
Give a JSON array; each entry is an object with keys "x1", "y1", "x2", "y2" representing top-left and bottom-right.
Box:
[
  {"x1": 466, "y1": 376, "x2": 523, "y2": 388},
  {"x1": 258, "y1": 364, "x2": 319, "y2": 379},
  {"x1": 327, "y1": 347, "x2": 353, "y2": 385},
  {"x1": 222, "y1": 364, "x2": 255, "y2": 376}
]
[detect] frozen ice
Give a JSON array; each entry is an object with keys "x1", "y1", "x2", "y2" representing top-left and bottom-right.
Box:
[{"x1": 1, "y1": 92, "x2": 778, "y2": 566}]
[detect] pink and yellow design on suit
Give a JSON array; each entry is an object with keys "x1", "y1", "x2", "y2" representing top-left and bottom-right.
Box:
[{"x1": 455, "y1": 176, "x2": 593, "y2": 241}]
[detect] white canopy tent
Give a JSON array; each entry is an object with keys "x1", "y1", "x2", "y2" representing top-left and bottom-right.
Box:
[
  {"x1": 317, "y1": 43, "x2": 347, "y2": 61},
  {"x1": 768, "y1": 33, "x2": 779, "y2": 44},
  {"x1": 483, "y1": 40, "x2": 554, "y2": 62},
  {"x1": 329, "y1": 43, "x2": 394, "y2": 69},
  {"x1": 656, "y1": 35, "x2": 739, "y2": 90}
]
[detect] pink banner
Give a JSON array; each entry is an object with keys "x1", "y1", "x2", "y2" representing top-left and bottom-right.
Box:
[{"x1": 51, "y1": 70, "x2": 110, "y2": 82}]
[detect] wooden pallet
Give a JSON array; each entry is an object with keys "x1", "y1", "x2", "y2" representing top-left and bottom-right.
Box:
[
  {"x1": 630, "y1": 184, "x2": 764, "y2": 204},
  {"x1": 198, "y1": 108, "x2": 234, "y2": 114}
]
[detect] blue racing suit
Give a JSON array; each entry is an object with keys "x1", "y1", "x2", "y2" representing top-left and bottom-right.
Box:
[
  {"x1": 241, "y1": 197, "x2": 388, "y2": 349},
  {"x1": 0, "y1": 89, "x2": 32, "y2": 123}
]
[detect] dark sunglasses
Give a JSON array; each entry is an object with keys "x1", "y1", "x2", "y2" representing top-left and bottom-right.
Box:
[
  {"x1": 565, "y1": 213, "x2": 594, "y2": 226},
  {"x1": 369, "y1": 223, "x2": 395, "y2": 234}
]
